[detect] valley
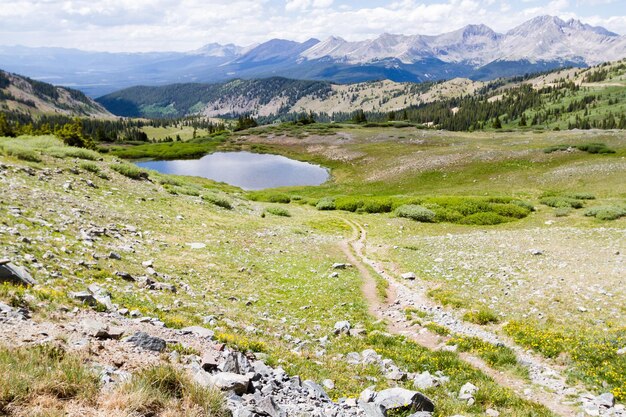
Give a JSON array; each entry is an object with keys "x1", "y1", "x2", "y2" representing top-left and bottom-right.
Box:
[
  {"x1": 0, "y1": 12, "x2": 625, "y2": 416},
  {"x1": 0, "y1": 123, "x2": 624, "y2": 416}
]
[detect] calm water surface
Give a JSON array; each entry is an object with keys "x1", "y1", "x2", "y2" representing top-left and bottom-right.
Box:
[{"x1": 135, "y1": 151, "x2": 329, "y2": 190}]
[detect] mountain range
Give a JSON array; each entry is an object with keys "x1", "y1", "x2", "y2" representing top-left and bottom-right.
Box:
[{"x1": 0, "y1": 15, "x2": 624, "y2": 97}]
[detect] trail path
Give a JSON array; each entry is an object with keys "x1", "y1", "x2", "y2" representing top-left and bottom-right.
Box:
[{"x1": 339, "y1": 218, "x2": 584, "y2": 417}]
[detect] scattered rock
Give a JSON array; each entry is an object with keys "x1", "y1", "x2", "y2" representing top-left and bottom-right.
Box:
[
  {"x1": 332, "y1": 263, "x2": 350, "y2": 269},
  {"x1": 459, "y1": 382, "x2": 478, "y2": 401},
  {"x1": 115, "y1": 271, "x2": 135, "y2": 282},
  {"x1": 211, "y1": 372, "x2": 250, "y2": 395},
  {"x1": 125, "y1": 332, "x2": 166, "y2": 352},
  {"x1": 401, "y1": 272, "x2": 416, "y2": 280},
  {"x1": 334, "y1": 320, "x2": 351, "y2": 335},
  {"x1": 108, "y1": 251, "x2": 122, "y2": 260},
  {"x1": 182, "y1": 326, "x2": 215, "y2": 340},
  {"x1": 413, "y1": 371, "x2": 437, "y2": 390}
]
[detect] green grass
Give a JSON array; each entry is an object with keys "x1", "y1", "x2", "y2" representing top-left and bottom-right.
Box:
[
  {"x1": 115, "y1": 365, "x2": 228, "y2": 416},
  {"x1": 110, "y1": 163, "x2": 149, "y2": 180},
  {"x1": 0, "y1": 344, "x2": 99, "y2": 413},
  {"x1": 202, "y1": 193, "x2": 232, "y2": 209},
  {"x1": 106, "y1": 135, "x2": 227, "y2": 160},
  {"x1": 447, "y1": 336, "x2": 528, "y2": 378},
  {"x1": 504, "y1": 320, "x2": 626, "y2": 401},
  {"x1": 264, "y1": 207, "x2": 291, "y2": 217},
  {"x1": 463, "y1": 309, "x2": 500, "y2": 325},
  {"x1": 584, "y1": 205, "x2": 626, "y2": 220}
]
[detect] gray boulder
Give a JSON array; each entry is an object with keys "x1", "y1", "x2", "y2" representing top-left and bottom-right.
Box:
[
  {"x1": 125, "y1": 332, "x2": 166, "y2": 352},
  {"x1": 256, "y1": 396, "x2": 283, "y2": 417},
  {"x1": 360, "y1": 387, "x2": 434, "y2": 416},
  {"x1": 69, "y1": 291, "x2": 99, "y2": 306},
  {"x1": 0, "y1": 263, "x2": 36, "y2": 286},
  {"x1": 302, "y1": 380, "x2": 330, "y2": 400},
  {"x1": 211, "y1": 372, "x2": 250, "y2": 395},
  {"x1": 334, "y1": 320, "x2": 351, "y2": 335},
  {"x1": 181, "y1": 326, "x2": 215, "y2": 339},
  {"x1": 401, "y1": 272, "x2": 416, "y2": 280}
]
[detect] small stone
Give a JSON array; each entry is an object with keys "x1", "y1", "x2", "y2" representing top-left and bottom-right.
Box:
[
  {"x1": 115, "y1": 272, "x2": 135, "y2": 282},
  {"x1": 322, "y1": 379, "x2": 335, "y2": 390},
  {"x1": 125, "y1": 332, "x2": 166, "y2": 352},
  {"x1": 617, "y1": 347, "x2": 626, "y2": 355},
  {"x1": 108, "y1": 252, "x2": 122, "y2": 260},
  {"x1": 530, "y1": 249, "x2": 543, "y2": 255},
  {"x1": 414, "y1": 372, "x2": 437, "y2": 390},
  {"x1": 332, "y1": 263, "x2": 349, "y2": 269},
  {"x1": 142, "y1": 260, "x2": 153, "y2": 267},
  {"x1": 459, "y1": 382, "x2": 478, "y2": 400},
  {"x1": 597, "y1": 392, "x2": 615, "y2": 408},
  {"x1": 401, "y1": 272, "x2": 416, "y2": 280},
  {"x1": 486, "y1": 409, "x2": 500, "y2": 417},
  {"x1": 334, "y1": 320, "x2": 351, "y2": 335}
]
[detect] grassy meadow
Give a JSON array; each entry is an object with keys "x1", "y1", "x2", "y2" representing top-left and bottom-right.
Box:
[{"x1": 0, "y1": 124, "x2": 624, "y2": 414}]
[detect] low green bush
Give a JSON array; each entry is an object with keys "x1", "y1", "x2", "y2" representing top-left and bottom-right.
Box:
[
  {"x1": 584, "y1": 206, "x2": 626, "y2": 220},
  {"x1": 46, "y1": 146, "x2": 100, "y2": 160},
  {"x1": 544, "y1": 142, "x2": 615, "y2": 154},
  {"x1": 431, "y1": 206, "x2": 464, "y2": 223},
  {"x1": 463, "y1": 308, "x2": 500, "y2": 325},
  {"x1": 460, "y1": 212, "x2": 510, "y2": 225},
  {"x1": 110, "y1": 163, "x2": 149, "y2": 180},
  {"x1": 202, "y1": 193, "x2": 232, "y2": 209},
  {"x1": 2, "y1": 146, "x2": 41, "y2": 162},
  {"x1": 490, "y1": 203, "x2": 531, "y2": 219},
  {"x1": 247, "y1": 192, "x2": 291, "y2": 204},
  {"x1": 395, "y1": 205, "x2": 435, "y2": 222},
  {"x1": 315, "y1": 197, "x2": 336, "y2": 210},
  {"x1": 554, "y1": 207, "x2": 572, "y2": 217},
  {"x1": 264, "y1": 207, "x2": 291, "y2": 217},
  {"x1": 540, "y1": 196, "x2": 584, "y2": 209},
  {"x1": 565, "y1": 192, "x2": 596, "y2": 200},
  {"x1": 79, "y1": 161, "x2": 100, "y2": 173}
]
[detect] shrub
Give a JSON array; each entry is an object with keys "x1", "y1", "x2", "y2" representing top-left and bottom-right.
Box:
[
  {"x1": 576, "y1": 143, "x2": 615, "y2": 154},
  {"x1": 460, "y1": 212, "x2": 510, "y2": 225},
  {"x1": 566, "y1": 192, "x2": 596, "y2": 200},
  {"x1": 47, "y1": 146, "x2": 100, "y2": 160},
  {"x1": 432, "y1": 207, "x2": 464, "y2": 223},
  {"x1": 110, "y1": 163, "x2": 149, "y2": 180},
  {"x1": 554, "y1": 207, "x2": 572, "y2": 217},
  {"x1": 315, "y1": 197, "x2": 336, "y2": 211},
  {"x1": 584, "y1": 206, "x2": 626, "y2": 221},
  {"x1": 511, "y1": 200, "x2": 535, "y2": 212},
  {"x1": 264, "y1": 207, "x2": 291, "y2": 217},
  {"x1": 489, "y1": 203, "x2": 531, "y2": 219},
  {"x1": 395, "y1": 205, "x2": 435, "y2": 222},
  {"x1": 334, "y1": 196, "x2": 363, "y2": 212},
  {"x1": 540, "y1": 196, "x2": 584, "y2": 209},
  {"x1": 79, "y1": 162, "x2": 100, "y2": 173},
  {"x1": 3, "y1": 147, "x2": 41, "y2": 162},
  {"x1": 463, "y1": 308, "x2": 500, "y2": 325},
  {"x1": 247, "y1": 192, "x2": 291, "y2": 204},
  {"x1": 361, "y1": 198, "x2": 393, "y2": 213},
  {"x1": 202, "y1": 193, "x2": 232, "y2": 209}
]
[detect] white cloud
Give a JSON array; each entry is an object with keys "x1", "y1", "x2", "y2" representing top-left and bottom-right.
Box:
[{"x1": 0, "y1": 0, "x2": 623, "y2": 52}]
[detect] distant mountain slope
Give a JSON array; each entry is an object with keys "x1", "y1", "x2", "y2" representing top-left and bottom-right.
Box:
[
  {"x1": 96, "y1": 78, "x2": 333, "y2": 118},
  {"x1": 1, "y1": 16, "x2": 624, "y2": 96},
  {"x1": 96, "y1": 76, "x2": 486, "y2": 119},
  {"x1": 0, "y1": 70, "x2": 112, "y2": 118},
  {"x1": 97, "y1": 59, "x2": 626, "y2": 125}
]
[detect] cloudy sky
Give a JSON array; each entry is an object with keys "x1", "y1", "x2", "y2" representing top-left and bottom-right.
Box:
[{"x1": 0, "y1": 0, "x2": 624, "y2": 52}]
